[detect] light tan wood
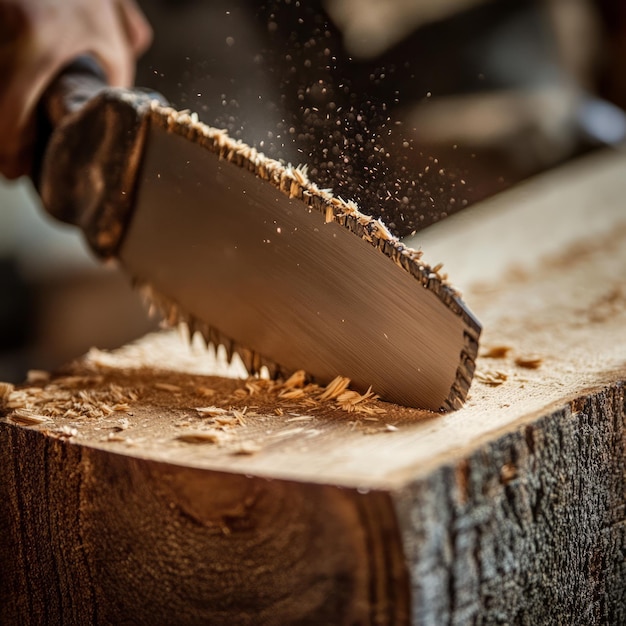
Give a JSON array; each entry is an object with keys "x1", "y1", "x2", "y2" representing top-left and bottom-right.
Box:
[{"x1": 1, "y1": 149, "x2": 625, "y2": 624}]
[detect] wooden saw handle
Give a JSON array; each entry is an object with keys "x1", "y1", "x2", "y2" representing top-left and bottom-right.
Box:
[
  {"x1": 35, "y1": 56, "x2": 166, "y2": 258},
  {"x1": 39, "y1": 56, "x2": 110, "y2": 127}
]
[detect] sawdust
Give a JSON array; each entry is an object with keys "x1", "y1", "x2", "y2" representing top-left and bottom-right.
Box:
[
  {"x1": 0, "y1": 361, "x2": 391, "y2": 457},
  {"x1": 1, "y1": 377, "x2": 139, "y2": 420}
]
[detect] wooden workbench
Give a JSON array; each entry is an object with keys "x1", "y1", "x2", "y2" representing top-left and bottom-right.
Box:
[{"x1": 1, "y1": 151, "x2": 625, "y2": 625}]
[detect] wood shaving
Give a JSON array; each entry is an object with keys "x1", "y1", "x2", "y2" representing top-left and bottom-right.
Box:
[
  {"x1": 196, "y1": 386, "x2": 216, "y2": 398},
  {"x1": 278, "y1": 388, "x2": 306, "y2": 400},
  {"x1": 232, "y1": 441, "x2": 261, "y2": 455},
  {"x1": 3, "y1": 353, "x2": 388, "y2": 453},
  {"x1": 177, "y1": 431, "x2": 224, "y2": 444},
  {"x1": 356, "y1": 404, "x2": 386, "y2": 416},
  {"x1": 475, "y1": 370, "x2": 509, "y2": 386},
  {"x1": 480, "y1": 345, "x2": 513, "y2": 359},
  {"x1": 249, "y1": 373, "x2": 387, "y2": 416},
  {"x1": 8, "y1": 410, "x2": 52, "y2": 426},
  {"x1": 514, "y1": 355, "x2": 543, "y2": 370},
  {"x1": 5, "y1": 391, "x2": 29, "y2": 409},
  {"x1": 281, "y1": 370, "x2": 307, "y2": 389},
  {"x1": 106, "y1": 433, "x2": 128, "y2": 442},
  {"x1": 212, "y1": 415, "x2": 238, "y2": 427},
  {"x1": 221, "y1": 373, "x2": 388, "y2": 416},
  {"x1": 245, "y1": 381, "x2": 260, "y2": 395},
  {"x1": 2, "y1": 380, "x2": 139, "y2": 421},
  {"x1": 0, "y1": 382, "x2": 14, "y2": 406},
  {"x1": 335, "y1": 386, "x2": 381, "y2": 413},
  {"x1": 232, "y1": 409, "x2": 247, "y2": 425},
  {"x1": 286, "y1": 415, "x2": 315, "y2": 423},
  {"x1": 196, "y1": 406, "x2": 227, "y2": 417},
  {"x1": 154, "y1": 382, "x2": 182, "y2": 392},
  {"x1": 318, "y1": 376, "x2": 351, "y2": 401}
]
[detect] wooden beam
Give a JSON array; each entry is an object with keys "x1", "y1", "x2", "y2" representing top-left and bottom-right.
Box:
[{"x1": 1, "y1": 150, "x2": 625, "y2": 624}]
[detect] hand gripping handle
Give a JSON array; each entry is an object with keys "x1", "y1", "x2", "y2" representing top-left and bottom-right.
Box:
[{"x1": 36, "y1": 56, "x2": 166, "y2": 258}]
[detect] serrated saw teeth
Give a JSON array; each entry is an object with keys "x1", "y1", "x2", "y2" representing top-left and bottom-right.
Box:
[
  {"x1": 166, "y1": 303, "x2": 179, "y2": 326},
  {"x1": 134, "y1": 280, "x2": 285, "y2": 380},
  {"x1": 208, "y1": 327, "x2": 222, "y2": 350},
  {"x1": 262, "y1": 360, "x2": 279, "y2": 380},
  {"x1": 223, "y1": 339, "x2": 236, "y2": 365},
  {"x1": 185, "y1": 318, "x2": 200, "y2": 342},
  {"x1": 238, "y1": 349, "x2": 254, "y2": 375},
  {"x1": 238, "y1": 349, "x2": 263, "y2": 377}
]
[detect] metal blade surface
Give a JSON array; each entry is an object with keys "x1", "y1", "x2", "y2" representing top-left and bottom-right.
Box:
[{"x1": 119, "y1": 118, "x2": 478, "y2": 410}]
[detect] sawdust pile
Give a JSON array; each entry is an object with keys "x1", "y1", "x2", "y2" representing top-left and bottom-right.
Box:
[
  {"x1": 1, "y1": 376, "x2": 138, "y2": 421},
  {"x1": 0, "y1": 366, "x2": 389, "y2": 453}
]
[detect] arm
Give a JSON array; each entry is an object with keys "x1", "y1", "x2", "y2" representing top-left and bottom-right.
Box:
[{"x1": 0, "y1": 0, "x2": 152, "y2": 179}]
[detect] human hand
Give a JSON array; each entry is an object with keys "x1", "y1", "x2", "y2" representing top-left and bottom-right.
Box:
[{"x1": 0, "y1": 0, "x2": 152, "y2": 179}]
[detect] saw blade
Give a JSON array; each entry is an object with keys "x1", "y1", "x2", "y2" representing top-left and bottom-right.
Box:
[{"x1": 118, "y1": 104, "x2": 480, "y2": 411}]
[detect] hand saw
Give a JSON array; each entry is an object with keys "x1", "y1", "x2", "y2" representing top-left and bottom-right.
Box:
[{"x1": 35, "y1": 58, "x2": 480, "y2": 411}]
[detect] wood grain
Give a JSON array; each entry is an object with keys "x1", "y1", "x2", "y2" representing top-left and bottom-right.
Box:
[
  {"x1": 1, "y1": 150, "x2": 626, "y2": 624},
  {"x1": 0, "y1": 426, "x2": 409, "y2": 625}
]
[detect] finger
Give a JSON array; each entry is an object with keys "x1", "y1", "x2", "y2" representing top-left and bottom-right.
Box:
[
  {"x1": 87, "y1": 1, "x2": 138, "y2": 87},
  {"x1": 92, "y1": 41, "x2": 135, "y2": 88},
  {"x1": 95, "y1": 0, "x2": 150, "y2": 86},
  {"x1": 117, "y1": 0, "x2": 153, "y2": 57}
]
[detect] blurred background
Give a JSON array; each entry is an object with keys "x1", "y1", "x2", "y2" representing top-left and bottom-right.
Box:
[{"x1": 1, "y1": 0, "x2": 625, "y2": 382}]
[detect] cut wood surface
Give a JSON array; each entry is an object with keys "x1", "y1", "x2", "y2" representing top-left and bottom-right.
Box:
[{"x1": 1, "y1": 150, "x2": 625, "y2": 624}]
